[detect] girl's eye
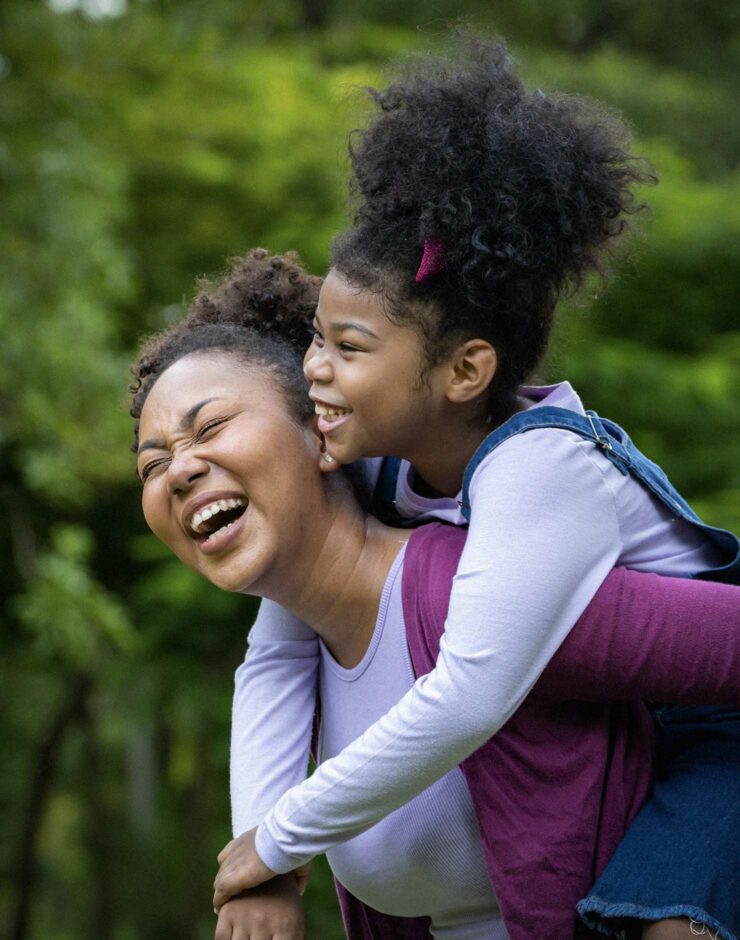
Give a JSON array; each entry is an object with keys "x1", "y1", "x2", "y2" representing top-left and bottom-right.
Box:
[
  {"x1": 140, "y1": 457, "x2": 170, "y2": 482},
  {"x1": 310, "y1": 329, "x2": 324, "y2": 347},
  {"x1": 339, "y1": 343, "x2": 360, "y2": 353}
]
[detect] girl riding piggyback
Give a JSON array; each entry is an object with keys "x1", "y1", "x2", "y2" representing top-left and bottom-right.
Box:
[{"x1": 224, "y1": 38, "x2": 740, "y2": 940}]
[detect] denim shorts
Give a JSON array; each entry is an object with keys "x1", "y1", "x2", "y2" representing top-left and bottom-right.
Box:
[{"x1": 578, "y1": 705, "x2": 740, "y2": 940}]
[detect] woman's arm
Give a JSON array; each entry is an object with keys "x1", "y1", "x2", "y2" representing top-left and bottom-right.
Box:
[
  {"x1": 230, "y1": 599, "x2": 319, "y2": 837},
  {"x1": 253, "y1": 431, "x2": 626, "y2": 873},
  {"x1": 538, "y1": 565, "x2": 740, "y2": 704},
  {"x1": 214, "y1": 875, "x2": 305, "y2": 940}
]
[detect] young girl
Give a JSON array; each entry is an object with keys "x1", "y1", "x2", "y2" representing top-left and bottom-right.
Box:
[{"x1": 220, "y1": 39, "x2": 740, "y2": 940}]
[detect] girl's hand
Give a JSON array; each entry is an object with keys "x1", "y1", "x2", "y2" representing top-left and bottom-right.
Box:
[
  {"x1": 214, "y1": 828, "x2": 276, "y2": 911},
  {"x1": 214, "y1": 875, "x2": 305, "y2": 940}
]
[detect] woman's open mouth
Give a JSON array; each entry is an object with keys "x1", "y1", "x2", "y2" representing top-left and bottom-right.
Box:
[{"x1": 188, "y1": 497, "x2": 249, "y2": 553}]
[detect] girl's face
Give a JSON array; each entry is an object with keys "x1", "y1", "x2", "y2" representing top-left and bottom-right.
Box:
[
  {"x1": 304, "y1": 271, "x2": 449, "y2": 465},
  {"x1": 137, "y1": 352, "x2": 320, "y2": 595}
]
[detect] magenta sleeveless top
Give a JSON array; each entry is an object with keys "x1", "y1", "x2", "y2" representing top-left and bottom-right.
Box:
[{"x1": 333, "y1": 524, "x2": 740, "y2": 939}]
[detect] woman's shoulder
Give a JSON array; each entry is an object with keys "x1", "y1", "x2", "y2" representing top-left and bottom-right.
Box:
[
  {"x1": 401, "y1": 524, "x2": 463, "y2": 669},
  {"x1": 402, "y1": 524, "x2": 466, "y2": 653}
]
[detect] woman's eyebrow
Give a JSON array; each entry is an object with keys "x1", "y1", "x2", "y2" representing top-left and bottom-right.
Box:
[
  {"x1": 138, "y1": 437, "x2": 166, "y2": 454},
  {"x1": 137, "y1": 397, "x2": 224, "y2": 454}
]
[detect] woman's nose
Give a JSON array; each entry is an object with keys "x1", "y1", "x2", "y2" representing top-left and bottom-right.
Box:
[
  {"x1": 304, "y1": 344, "x2": 333, "y2": 384},
  {"x1": 167, "y1": 451, "x2": 208, "y2": 495}
]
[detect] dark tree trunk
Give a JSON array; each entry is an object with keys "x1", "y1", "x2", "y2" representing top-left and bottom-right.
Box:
[
  {"x1": 11, "y1": 675, "x2": 91, "y2": 940},
  {"x1": 176, "y1": 734, "x2": 212, "y2": 940},
  {"x1": 1, "y1": 485, "x2": 37, "y2": 580},
  {"x1": 83, "y1": 694, "x2": 115, "y2": 940},
  {"x1": 300, "y1": 0, "x2": 329, "y2": 30}
]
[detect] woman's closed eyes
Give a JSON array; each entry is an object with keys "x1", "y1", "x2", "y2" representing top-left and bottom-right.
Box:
[{"x1": 139, "y1": 416, "x2": 232, "y2": 482}]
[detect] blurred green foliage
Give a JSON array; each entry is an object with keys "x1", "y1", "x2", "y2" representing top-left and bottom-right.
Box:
[{"x1": 0, "y1": 2, "x2": 737, "y2": 938}]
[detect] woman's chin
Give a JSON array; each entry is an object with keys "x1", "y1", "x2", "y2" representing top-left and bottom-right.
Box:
[
  {"x1": 201, "y1": 556, "x2": 266, "y2": 595},
  {"x1": 202, "y1": 539, "x2": 275, "y2": 597},
  {"x1": 187, "y1": 509, "x2": 265, "y2": 591}
]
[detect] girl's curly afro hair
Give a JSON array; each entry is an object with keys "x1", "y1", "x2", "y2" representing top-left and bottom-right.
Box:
[
  {"x1": 130, "y1": 249, "x2": 321, "y2": 450},
  {"x1": 332, "y1": 35, "x2": 655, "y2": 424}
]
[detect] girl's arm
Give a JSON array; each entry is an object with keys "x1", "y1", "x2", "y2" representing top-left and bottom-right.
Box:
[
  {"x1": 229, "y1": 457, "x2": 384, "y2": 836},
  {"x1": 230, "y1": 599, "x2": 319, "y2": 837},
  {"x1": 253, "y1": 431, "x2": 629, "y2": 873}
]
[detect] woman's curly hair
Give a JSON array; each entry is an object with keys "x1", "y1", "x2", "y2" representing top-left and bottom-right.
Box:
[
  {"x1": 129, "y1": 249, "x2": 320, "y2": 450},
  {"x1": 332, "y1": 35, "x2": 655, "y2": 424}
]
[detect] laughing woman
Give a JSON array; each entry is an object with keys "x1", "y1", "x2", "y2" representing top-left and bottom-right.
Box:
[{"x1": 130, "y1": 250, "x2": 740, "y2": 940}]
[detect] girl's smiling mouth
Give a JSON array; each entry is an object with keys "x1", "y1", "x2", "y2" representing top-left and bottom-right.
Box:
[{"x1": 312, "y1": 398, "x2": 353, "y2": 436}]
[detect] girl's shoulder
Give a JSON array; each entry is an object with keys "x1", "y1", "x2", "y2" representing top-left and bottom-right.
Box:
[
  {"x1": 467, "y1": 424, "x2": 615, "y2": 497},
  {"x1": 464, "y1": 382, "x2": 630, "y2": 503},
  {"x1": 466, "y1": 418, "x2": 721, "y2": 577}
]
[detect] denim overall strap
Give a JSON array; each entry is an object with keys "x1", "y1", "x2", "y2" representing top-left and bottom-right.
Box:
[
  {"x1": 460, "y1": 406, "x2": 740, "y2": 584},
  {"x1": 371, "y1": 456, "x2": 405, "y2": 527}
]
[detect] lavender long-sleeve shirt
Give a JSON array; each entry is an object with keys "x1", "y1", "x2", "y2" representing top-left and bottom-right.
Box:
[
  {"x1": 320, "y1": 546, "x2": 507, "y2": 939},
  {"x1": 230, "y1": 383, "x2": 721, "y2": 871}
]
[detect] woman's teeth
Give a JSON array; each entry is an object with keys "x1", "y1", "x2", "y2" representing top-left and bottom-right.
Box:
[
  {"x1": 315, "y1": 404, "x2": 351, "y2": 418},
  {"x1": 190, "y1": 498, "x2": 246, "y2": 534},
  {"x1": 205, "y1": 520, "x2": 237, "y2": 542}
]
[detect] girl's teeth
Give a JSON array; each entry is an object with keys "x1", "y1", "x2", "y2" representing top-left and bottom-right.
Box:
[{"x1": 315, "y1": 404, "x2": 350, "y2": 417}]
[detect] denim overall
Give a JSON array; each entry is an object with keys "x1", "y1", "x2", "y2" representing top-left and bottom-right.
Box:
[{"x1": 373, "y1": 406, "x2": 740, "y2": 940}]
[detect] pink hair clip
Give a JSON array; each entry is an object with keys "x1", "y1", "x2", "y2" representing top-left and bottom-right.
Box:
[{"x1": 415, "y1": 238, "x2": 445, "y2": 283}]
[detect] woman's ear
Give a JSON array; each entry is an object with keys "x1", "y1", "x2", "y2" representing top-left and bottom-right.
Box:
[
  {"x1": 310, "y1": 421, "x2": 344, "y2": 474},
  {"x1": 445, "y1": 339, "x2": 497, "y2": 404}
]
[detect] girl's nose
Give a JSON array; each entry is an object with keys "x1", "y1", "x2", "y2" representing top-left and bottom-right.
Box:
[
  {"x1": 167, "y1": 451, "x2": 208, "y2": 495},
  {"x1": 303, "y1": 344, "x2": 333, "y2": 384}
]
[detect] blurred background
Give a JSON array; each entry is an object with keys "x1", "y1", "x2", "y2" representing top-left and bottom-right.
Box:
[{"x1": 0, "y1": 1, "x2": 738, "y2": 937}]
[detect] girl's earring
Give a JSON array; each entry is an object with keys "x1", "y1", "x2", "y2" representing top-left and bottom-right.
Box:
[
  {"x1": 317, "y1": 431, "x2": 338, "y2": 471},
  {"x1": 319, "y1": 449, "x2": 339, "y2": 473}
]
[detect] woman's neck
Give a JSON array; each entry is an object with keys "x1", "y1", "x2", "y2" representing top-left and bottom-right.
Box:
[{"x1": 263, "y1": 487, "x2": 409, "y2": 668}]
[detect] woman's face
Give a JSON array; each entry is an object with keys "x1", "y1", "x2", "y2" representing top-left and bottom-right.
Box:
[{"x1": 137, "y1": 352, "x2": 320, "y2": 595}]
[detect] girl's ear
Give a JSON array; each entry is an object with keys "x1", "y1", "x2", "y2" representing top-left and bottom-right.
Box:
[
  {"x1": 310, "y1": 421, "x2": 344, "y2": 474},
  {"x1": 445, "y1": 339, "x2": 497, "y2": 404}
]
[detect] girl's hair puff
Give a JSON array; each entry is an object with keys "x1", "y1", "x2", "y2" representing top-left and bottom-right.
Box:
[{"x1": 332, "y1": 35, "x2": 655, "y2": 424}]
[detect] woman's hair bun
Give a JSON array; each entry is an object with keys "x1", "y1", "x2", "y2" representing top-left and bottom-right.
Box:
[
  {"x1": 187, "y1": 248, "x2": 321, "y2": 356},
  {"x1": 129, "y1": 249, "x2": 319, "y2": 447}
]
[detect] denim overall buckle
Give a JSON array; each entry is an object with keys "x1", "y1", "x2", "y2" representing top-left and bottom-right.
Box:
[{"x1": 586, "y1": 411, "x2": 613, "y2": 452}]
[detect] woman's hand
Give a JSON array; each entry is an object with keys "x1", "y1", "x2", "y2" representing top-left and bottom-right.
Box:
[
  {"x1": 214, "y1": 828, "x2": 313, "y2": 911},
  {"x1": 214, "y1": 875, "x2": 305, "y2": 940}
]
